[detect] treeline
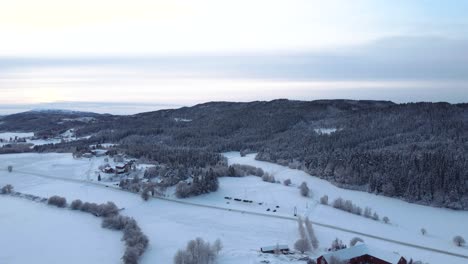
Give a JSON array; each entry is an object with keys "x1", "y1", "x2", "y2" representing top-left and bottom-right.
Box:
[{"x1": 11, "y1": 100, "x2": 468, "y2": 209}]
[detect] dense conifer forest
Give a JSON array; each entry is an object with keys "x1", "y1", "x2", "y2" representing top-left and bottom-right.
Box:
[{"x1": 2, "y1": 100, "x2": 467, "y2": 209}]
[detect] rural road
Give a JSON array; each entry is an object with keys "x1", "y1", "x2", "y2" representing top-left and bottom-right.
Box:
[{"x1": 11, "y1": 168, "x2": 468, "y2": 261}]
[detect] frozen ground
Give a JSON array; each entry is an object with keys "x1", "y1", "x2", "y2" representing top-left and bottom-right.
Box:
[
  {"x1": 0, "y1": 132, "x2": 34, "y2": 140},
  {"x1": 1, "y1": 152, "x2": 468, "y2": 263},
  {"x1": 0, "y1": 195, "x2": 123, "y2": 264}
]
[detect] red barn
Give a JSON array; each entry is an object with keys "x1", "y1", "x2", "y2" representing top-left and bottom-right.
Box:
[{"x1": 317, "y1": 244, "x2": 407, "y2": 264}]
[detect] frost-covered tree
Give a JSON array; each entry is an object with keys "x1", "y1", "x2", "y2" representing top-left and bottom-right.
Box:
[
  {"x1": 294, "y1": 238, "x2": 311, "y2": 253},
  {"x1": 300, "y1": 182, "x2": 310, "y2": 197},
  {"x1": 372, "y1": 212, "x2": 380, "y2": 221},
  {"x1": 305, "y1": 217, "x2": 319, "y2": 249},
  {"x1": 212, "y1": 239, "x2": 223, "y2": 255},
  {"x1": 453, "y1": 236, "x2": 466, "y2": 247},
  {"x1": 350, "y1": 237, "x2": 364, "y2": 247},
  {"x1": 330, "y1": 238, "x2": 346, "y2": 251},
  {"x1": 175, "y1": 181, "x2": 191, "y2": 198},
  {"x1": 333, "y1": 198, "x2": 344, "y2": 209},
  {"x1": 363, "y1": 207, "x2": 372, "y2": 218},
  {"x1": 173, "y1": 237, "x2": 220, "y2": 264},
  {"x1": 298, "y1": 218, "x2": 307, "y2": 240}
]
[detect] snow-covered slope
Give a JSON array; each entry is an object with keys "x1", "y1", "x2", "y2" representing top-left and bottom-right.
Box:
[
  {"x1": 0, "y1": 196, "x2": 123, "y2": 264},
  {"x1": 1, "y1": 152, "x2": 468, "y2": 263}
]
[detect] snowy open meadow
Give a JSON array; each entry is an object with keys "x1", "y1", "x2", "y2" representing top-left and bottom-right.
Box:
[{"x1": 1, "y1": 152, "x2": 468, "y2": 263}]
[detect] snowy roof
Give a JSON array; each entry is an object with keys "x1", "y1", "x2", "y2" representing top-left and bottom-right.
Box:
[
  {"x1": 260, "y1": 245, "x2": 289, "y2": 251},
  {"x1": 321, "y1": 244, "x2": 402, "y2": 264},
  {"x1": 91, "y1": 149, "x2": 108, "y2": 154}
]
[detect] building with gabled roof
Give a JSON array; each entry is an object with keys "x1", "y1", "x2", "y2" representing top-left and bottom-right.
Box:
[{"x1": 317, "y1": 244, "x2": 406, "y2": 264}]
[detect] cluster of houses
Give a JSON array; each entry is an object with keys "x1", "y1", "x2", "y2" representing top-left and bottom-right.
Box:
[
  {"x1": 260, "y1": 243, "x2": 407, "y2": 264},
  {"x1": 101, "y1": 160, "x2": 136, "y2": 175}
]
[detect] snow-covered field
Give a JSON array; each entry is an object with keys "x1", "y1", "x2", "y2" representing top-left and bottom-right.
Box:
[
  {"x1": 0, "y1": 196, "x2": 123, "y2": 264},
  {"x1": 1, "y1": 152, "x2": 468, "y2": 263},
  {"x1": 0, "y1": 132, "x2": 34, "y2": 140}
]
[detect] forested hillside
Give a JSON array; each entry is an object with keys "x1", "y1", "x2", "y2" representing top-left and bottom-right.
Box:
[{"x1": 2, "y1": 100, "x2": 467, "y2": 209}]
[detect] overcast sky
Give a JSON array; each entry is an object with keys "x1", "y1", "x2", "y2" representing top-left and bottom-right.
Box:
[{"x1": 0, "y1": 0, "x2": 467, "y2": 114}]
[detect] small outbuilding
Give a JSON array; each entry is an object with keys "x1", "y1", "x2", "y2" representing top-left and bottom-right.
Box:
[
  {"x1": 317, "y1": 244, "x2": 406, "y2": 264},
  {"x1": 260, "y1": 244, "x2": 290, "y2": 254}
]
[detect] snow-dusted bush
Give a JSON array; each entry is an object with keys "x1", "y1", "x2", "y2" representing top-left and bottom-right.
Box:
[
  {"x1": 1, "y1": 184, "x2": 13, "y2": 194},
  {"x1": 122, "y1": 246, "x2": 140, "y2": 264},
  {"x1": 173, "y1": 237, "x2": 221, "y2": 264},
  {"x1": 70, "y1": 199, "x2": 83, "y2": 210},
  {"x1": 453, "y1": 236, "x2": 466, "y2": 247},
  {"x1": 283, "y1": 178, "x2": 292, "y2": 186},
  {"x1": 300, "y1": 182, "x2": 310, "y2": 197},
  {"x1": 332, "y1": 197, "x2": 344, "y2": 209},
  {"x1": 383, "y1": 216, "x2": 390, "y2": 224},
  {"x1": 294, "y1": 238, "x2": 310, "y2": 253},
  {"x1": 79, "y1": 201, "x2": 119, "y2": 217},
  {"x1": 102, "y1": 215, "x2": 137, "y2": 230},
  {"x1": 101, "y1": 213, "x2": 148, "y2": 264},
  {"x1": 48, "y1": 195, "x2": 67, "y2": 208},
  {"x1": 320, "y1": 195, "x2": 328, "y2": 205},
  {"x1": 262, "y1": 173, "x2": 275, "y2": 183},
  {"x1": 141, "y1": 189, "x2": 150, "y2": 201},
  {"x1": 349, "y1": 237, "x2": 364, "y2": 246},
  {"x1": 7, "y1": 165, "x2": 13, "y2": 172},
  {"x1": 420, "y1": 228, "x2": 427, "y2": 235}
]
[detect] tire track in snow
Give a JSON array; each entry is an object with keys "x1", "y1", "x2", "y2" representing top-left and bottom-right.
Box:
[{"x1": 12, "y1": 169, "x2": 468, "y2": 261}]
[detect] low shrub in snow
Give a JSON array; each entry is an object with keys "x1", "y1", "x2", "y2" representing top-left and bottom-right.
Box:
[
  {"x1": 300, "y1": 182, "x2": 310, "y2": 197},
  {"x1": 47, "y1": 195, "x2": 67, "y2": 208},
  {"x1": 1, "y1": 184, "x2": 13, "y2": 194},
  {"x1": 70, "y1": 199, "x2": 83, "y2": 210}
]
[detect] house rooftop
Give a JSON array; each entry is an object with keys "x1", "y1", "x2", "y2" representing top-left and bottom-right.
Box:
[{"x1": 321, "y1": 244, "x2": 402, "y2": 264}]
